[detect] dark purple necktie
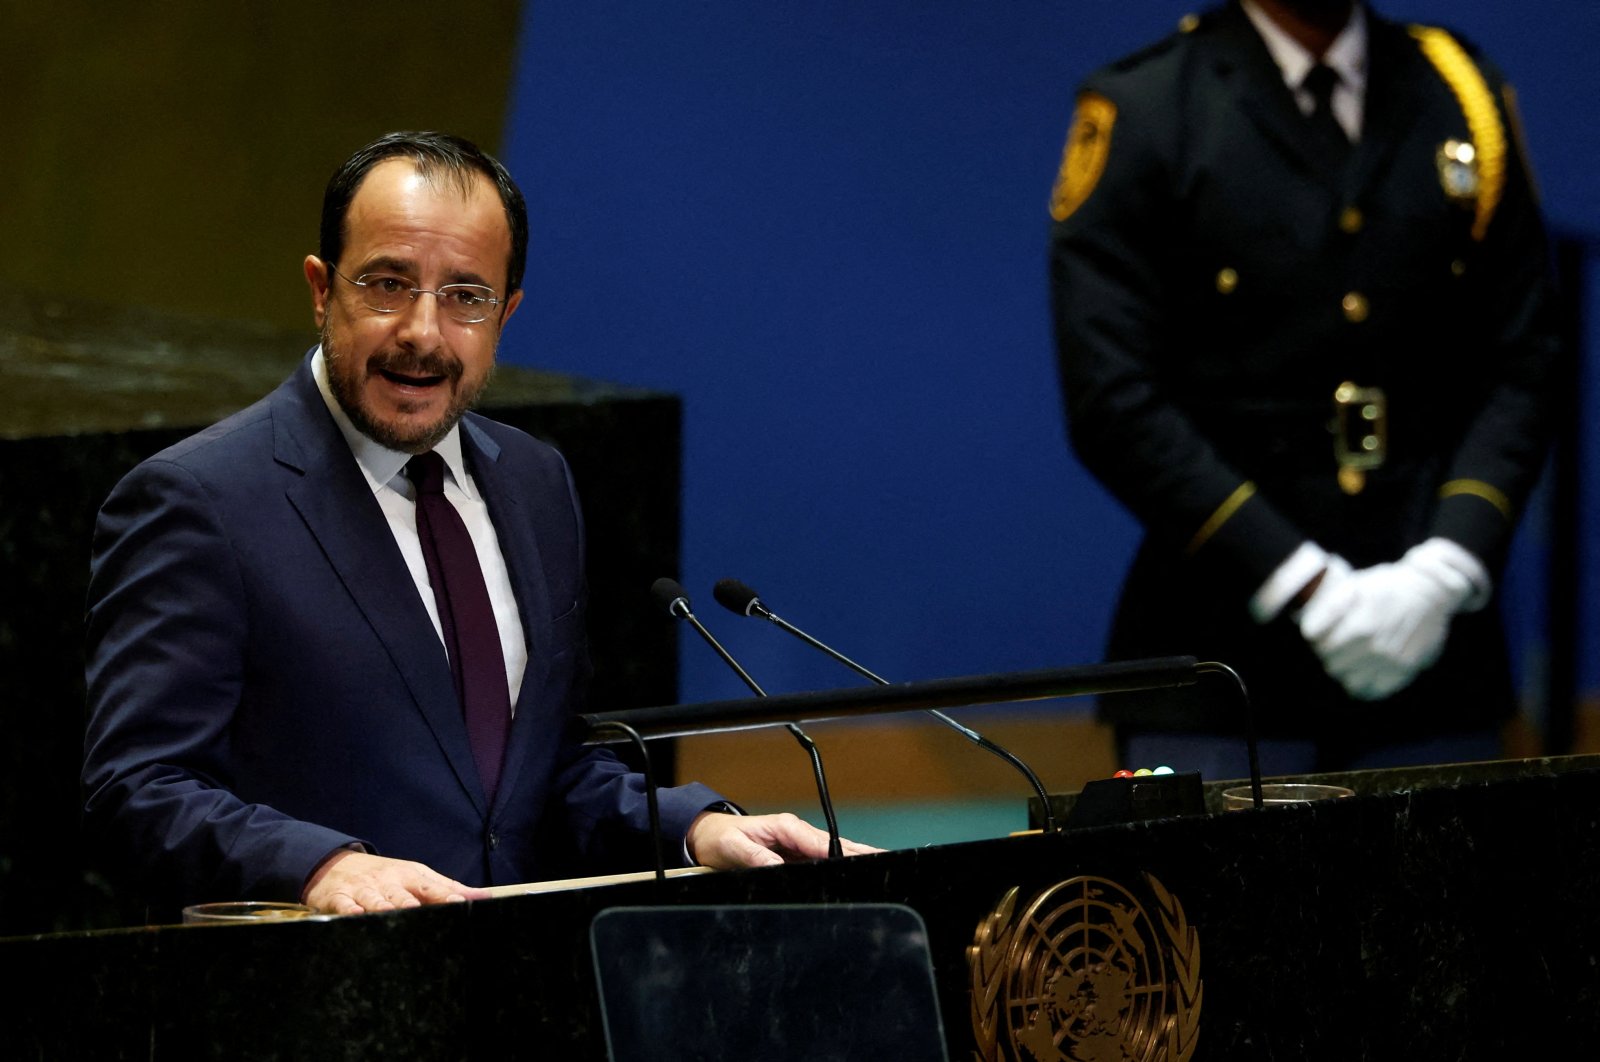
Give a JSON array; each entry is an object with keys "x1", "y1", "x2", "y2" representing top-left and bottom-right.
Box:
[{"x1": 408, "y1": 451, "x2": 509, "y2": 801}]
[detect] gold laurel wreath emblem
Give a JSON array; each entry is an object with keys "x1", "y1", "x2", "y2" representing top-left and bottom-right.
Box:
[
  {"x1": 968, "y1": 887, "x2": 1021, "y2": 1061},
  {"x1": 967, "y1": 873, "x2": 1201, "y2": 1062}
]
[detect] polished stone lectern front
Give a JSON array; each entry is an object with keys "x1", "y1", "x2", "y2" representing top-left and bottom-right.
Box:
[{"x1": 5, "y1": 755, "x2": 1597, "y2": 1059}]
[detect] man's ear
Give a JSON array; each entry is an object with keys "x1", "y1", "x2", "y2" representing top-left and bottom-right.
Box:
[
  {"x1": 500, "y1": 287, "x2": 523, "y2": 328},
  {"x1": 304, "y1": 256, "x2": 331, "y2": 329}
]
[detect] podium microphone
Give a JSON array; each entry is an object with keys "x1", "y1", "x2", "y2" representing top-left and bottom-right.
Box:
[
  {"x1": 713, "y1": 578, "x2": 1058, "y2": 832},
  {"x1": 650, "y1": 578, "x2": 844, "y2": 858}
]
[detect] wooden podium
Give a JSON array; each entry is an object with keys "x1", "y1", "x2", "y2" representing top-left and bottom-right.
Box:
[{"x1": 6, "y1": 754, "x2": 1599, "y2": 1059}]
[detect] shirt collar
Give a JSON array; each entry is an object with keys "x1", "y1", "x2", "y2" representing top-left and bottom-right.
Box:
[
  {"x1": 311, "y1": 345, "x2": 474, "y2": 499},
  {"x1": 1242, "y1": 0, "x2": 1368, "y2": 96}
]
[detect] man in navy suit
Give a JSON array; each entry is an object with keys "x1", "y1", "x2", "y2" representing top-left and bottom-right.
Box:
[{"x1": 83, "y1": 132, "x2": 867, "y2": 917}]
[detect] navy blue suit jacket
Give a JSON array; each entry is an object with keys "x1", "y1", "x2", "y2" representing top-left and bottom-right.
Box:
[{"x1": 84, "y1": 355, "x2": 718, "y2": 908}]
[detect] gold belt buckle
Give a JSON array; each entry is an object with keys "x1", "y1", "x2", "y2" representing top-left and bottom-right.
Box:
[{"x1": 1332, "y1": 381, "x2": 1386, "y2": 495}]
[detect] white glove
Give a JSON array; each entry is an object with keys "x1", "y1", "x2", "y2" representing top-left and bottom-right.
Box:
[
  {"x1": 1251, "y1": 541, "x2": 1338, "y2": 623},
  {"x1": 1293, "y1": 553, "x2": 1357, "y2": 637},
  {"x1": 1299, "y1": 539, "x2": 1487, "y2": 701}
]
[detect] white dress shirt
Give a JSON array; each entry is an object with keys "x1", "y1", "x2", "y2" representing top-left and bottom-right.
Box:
[
  {"x1": 312, "y1": 347, "x2": 529, "y2": 712},
  {"x1": 1242, "y1": 0, "x2": 1369, "y2": 142}
]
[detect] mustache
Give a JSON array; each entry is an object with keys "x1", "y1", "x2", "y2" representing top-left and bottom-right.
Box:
[{"x1": 366, "y1": 349, "x2": 465, "y2": 382}]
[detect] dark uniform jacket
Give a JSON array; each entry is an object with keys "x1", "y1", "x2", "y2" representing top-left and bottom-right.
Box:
[{"x1": 1048, "y1": 2, "x2": 1557, "y2": 748}]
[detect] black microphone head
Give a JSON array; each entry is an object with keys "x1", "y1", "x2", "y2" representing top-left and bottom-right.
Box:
[
  {"x1": 650, "y1": 577, "x2": 691, "y2": 618},
  {"x1": 713, "y1": 578, "x2": 763, "y2": 617}
]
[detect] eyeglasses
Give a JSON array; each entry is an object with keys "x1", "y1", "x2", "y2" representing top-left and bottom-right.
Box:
[{"x1": 328, "y1": 265, "x2": 502, "y2": 325}]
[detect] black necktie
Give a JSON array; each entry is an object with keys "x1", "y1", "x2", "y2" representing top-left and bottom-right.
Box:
[
  {"x1": 1302, "y1": 64, "x2": 1352, "y2": 169},
  {"x1": 408, "y1": 451, "x2": 509, "y2": 802}
]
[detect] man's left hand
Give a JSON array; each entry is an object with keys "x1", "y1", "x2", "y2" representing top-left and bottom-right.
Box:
[{"x1": 686, "y1": 811, "x2": 882, "y2": 870}]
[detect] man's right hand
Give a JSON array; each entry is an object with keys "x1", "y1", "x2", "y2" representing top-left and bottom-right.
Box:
[{"x1": 301, "y1": 849, "x2": 491, "y2": 915}]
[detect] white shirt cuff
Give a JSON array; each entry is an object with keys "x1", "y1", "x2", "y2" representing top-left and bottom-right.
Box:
[{"x1": 1250, "y1": 541, "x2": 1330, "y2": 623}]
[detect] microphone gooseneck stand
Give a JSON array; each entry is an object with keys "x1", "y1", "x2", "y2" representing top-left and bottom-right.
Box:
[
  {"x1": 713, "y1": 578, "x2": 1059, "y2": 833},
  {"x1": 1195, "y1": 659, "x2": 1264, "y2": 809},
  {"x1": 651, "y1": 579, "x2": 844, "y2": 858},
  {"x1": 588, "y1": 719, "x2": 667, "y2": 881}
]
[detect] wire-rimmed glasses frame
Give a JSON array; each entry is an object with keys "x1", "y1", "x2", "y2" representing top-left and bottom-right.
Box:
[{"x1": 327, "y1": 264, "x2": 503, "y2": 325}]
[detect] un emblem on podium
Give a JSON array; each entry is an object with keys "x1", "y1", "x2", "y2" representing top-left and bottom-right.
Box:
[{"x1": 967, "y1": 874, "x2": 1201, "y2": 1062}]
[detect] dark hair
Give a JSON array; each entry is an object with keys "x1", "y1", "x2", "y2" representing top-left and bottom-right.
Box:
[{"x1": 319, "y1": 131, "x2": 528, "y2": 295}]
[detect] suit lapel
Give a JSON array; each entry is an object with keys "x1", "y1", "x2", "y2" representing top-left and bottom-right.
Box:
[
  {"x1": 460, "y1": 416, "x2": 554, "y2": 814},
  {"x1": 1210, "y1": 12, "x2": 1337, "y2": 183},
  {"x1": 1347, "y1": 14, "x2": 1424, "y2": 206},
  {"x1": 272, "y1": 359, "x2": 489, "y2": 816},
  {"x1": 1209, "y1": 5, "x2": 1350, "y2": 190}
]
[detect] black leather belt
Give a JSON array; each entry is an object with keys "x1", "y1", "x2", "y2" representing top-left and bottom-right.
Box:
[{"x1": 1192, "y1": 382, "x2": 1409, "y2": 493}]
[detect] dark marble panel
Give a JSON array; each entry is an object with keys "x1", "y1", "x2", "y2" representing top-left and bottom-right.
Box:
[
  {"x1": 0, "y1": 291, "x2": 680, "y2": 934},
  {"x1": 6, "y1": 757, "x2": 1599, "y2": 1059}
]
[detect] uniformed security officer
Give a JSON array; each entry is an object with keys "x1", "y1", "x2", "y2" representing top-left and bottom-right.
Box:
[{"x1": 1048, "y1": 0, "x2": 1559, "y2": 775}]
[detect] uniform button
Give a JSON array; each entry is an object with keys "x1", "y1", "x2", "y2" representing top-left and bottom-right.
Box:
[
  {"x1": 1339, "y1": 206, "x2": 1364, "y2": 234},
  {"x1": 487, "y1": 831, "x2": 499, "y2": 850},
  {"x1": 1215, "y1": 267, "x2": 1239, "y2": 294},
  {"x1": 1342, "y1": 291, "x2": 1369, "y2": 323},
  {"x1": 1178, "y1": 13, "x2": 1200, "y2": 32},
  {"x1": 1361, "y1": 435, "x2": 1380, "y2": 452},
  {"x1": 1451, "y1": 258, "x2": 1467, "y2": 277}
]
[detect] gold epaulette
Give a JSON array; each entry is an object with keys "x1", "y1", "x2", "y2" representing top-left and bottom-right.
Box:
[{"x1": 1410, "y1": 25, "x2": 1506, "y2": 241}]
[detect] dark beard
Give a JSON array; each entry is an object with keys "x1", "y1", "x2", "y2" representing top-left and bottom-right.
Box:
[{"x1": 322, "y1": 327, "x2": 492, "y2": 454}]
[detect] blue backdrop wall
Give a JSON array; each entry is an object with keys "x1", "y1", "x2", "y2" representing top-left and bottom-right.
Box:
[{"x1": 500, "y1": 2, "x2": 1599, "y2": 716}]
